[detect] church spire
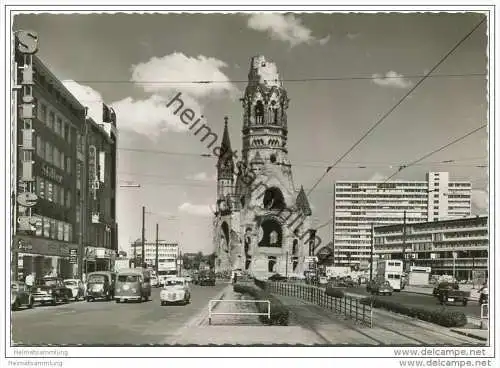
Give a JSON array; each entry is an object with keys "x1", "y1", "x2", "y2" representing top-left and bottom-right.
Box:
[
  {"x1": 217, "y1": 116, "x2": 234, "y2": 179},
  {"x1": 296, "y1": 186, "x2": 312, "y2": 216}
]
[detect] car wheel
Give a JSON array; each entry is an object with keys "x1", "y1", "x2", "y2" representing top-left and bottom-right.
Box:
[
  {"x1": 389, "y1": 293, "x2": 392, "y2": 296},
  {"x1": 115, "y1": 299, "x2": 120, "y2": 303},
  {"x1": 28, "y1": 297, "x2": 34, "y2": 309},
  {"x1": 51, "y1": 299, "x2": 57, "y2": 306},
  {"x1": 86, "y1": 297, "x2": 92, "y2": 302},
  {"x1": 462, "y1": 300, "x2": 468, "y2": 306}
]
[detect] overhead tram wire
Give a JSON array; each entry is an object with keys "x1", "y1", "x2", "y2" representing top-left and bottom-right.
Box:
[
  {"x1": 305, "y1": 16, "x2": 487, "y2": 198},
  {"x1": 62, "y1": 72, "x2": 485, "y2": 86},
  {"x1": 381, "y1": 124, "x2": 487, "y2": 184}
]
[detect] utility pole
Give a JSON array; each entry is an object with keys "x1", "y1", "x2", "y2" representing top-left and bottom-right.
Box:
[
  {"x1": 141, "y1": 206, "x2": 146, "y2": 268},
  {"x1": 401, "y1": 210, "x2": 407, "y2": 273},
  {"x1": 370, "y1": 223, "x2": 374, "y2": 281},
  {"x1": 155, "y1": 223, "x2": 159, "y2": 274},
  {"x1": 285, "y1": 251, "x2": 288, "y2": 279}
]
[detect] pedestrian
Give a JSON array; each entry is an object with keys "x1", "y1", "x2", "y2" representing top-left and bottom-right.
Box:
[{"x1": 25, "y1": 272, "x2": 35, "y2": 292}]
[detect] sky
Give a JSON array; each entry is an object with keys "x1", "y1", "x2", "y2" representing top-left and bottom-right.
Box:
[{"x1": 12, "y1": 12, "x2": 489, "y2": 255}]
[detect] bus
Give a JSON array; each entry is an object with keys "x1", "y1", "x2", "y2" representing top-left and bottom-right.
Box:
[
  {"x1": 376, "y1": 260, "x2": 403, "y2": 291},
  {"x1": 157, "y1": 258, "x2": 177, "y2": 285}
]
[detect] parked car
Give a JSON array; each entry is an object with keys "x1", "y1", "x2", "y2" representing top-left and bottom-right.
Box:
[
  {"x1": 369, "y1": 280, "x2": 394, "y2": 296},
  {"x1": 151, "y1": 275, "x2": 159, "y2": 288},
  {"x1": 11, "y1": 281, "x2": 34, "y2": 310},
  {"x1": 32, "y1": 277, "x2": 73, "y2": 305},
  {"x1": 160, "y1": 277, "x2": 191, "y2": 306},
  {"x1": 87, "y1": 271, "x2": 116, "y2": 301},
  {"x1": 64, "y1": 279, "x2": 85, "y2": 301},
  {"x1": 433, "y1": 282, "x2": 469, "y2": 306}
]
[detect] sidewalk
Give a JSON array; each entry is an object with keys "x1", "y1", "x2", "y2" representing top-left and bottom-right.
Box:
[{"x1": 166, "y1": 285, "x2": 484, "y2": 345}]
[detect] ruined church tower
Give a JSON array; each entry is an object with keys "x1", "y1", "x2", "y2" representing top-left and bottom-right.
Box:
[{"x1": 214, "y1": 56, "x2": 313, "y2": 278}]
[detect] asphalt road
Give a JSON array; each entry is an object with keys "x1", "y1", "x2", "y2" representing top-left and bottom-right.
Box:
[
  {"x1": 340, "y1": 286, "x2": 482, "y2": 318},
  {"x1": 11, "y1": 282, "x2": 227, "y2": 345}
]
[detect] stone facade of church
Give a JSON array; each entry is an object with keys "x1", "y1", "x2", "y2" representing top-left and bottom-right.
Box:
[{"x1": 213, "y1": 55, "x2": 313, "y2": 278}]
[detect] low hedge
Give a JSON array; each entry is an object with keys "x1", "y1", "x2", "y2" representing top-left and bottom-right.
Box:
[
  {"x1": 253, "y1": 278, "x2": 268, "y2": 290},
  {"x1": 360, "y1": 297, "x2": 468, "y2": 328},
  {"x1": 234, "y1": 283, "x2": 289, "y2": 325},
  {"x1": 325, "y1": 286, "x2": 345, "y2": 299}
]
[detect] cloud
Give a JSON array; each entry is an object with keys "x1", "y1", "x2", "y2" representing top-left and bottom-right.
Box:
[
  {"x1": 368, "y1": 172, "x2": 386, "y2": 181},
  {"x1": 131, "y1": 52, "x2": 238, "y2": 98},
  {"x1": 372, "y1": 71, "x2": 413, "y2": 88},
  {"x1": 248, "y1": 14, "x2": 329, "y2": 47},
  {"x1": 111, "y1": 93, "x2": 205, "y2": 137},
  {"x1": 62, "y1": 80, "x2": 103, "y2": 123},
  {"x1": 186, "y1": 172, "x2": 217, "y2": 182},
  {"x1": 178, "y1": 202, "x2": 214, "y2": 216},
  {"x1": 471, "y1": 189, "x2": 488, "y2": 214}
]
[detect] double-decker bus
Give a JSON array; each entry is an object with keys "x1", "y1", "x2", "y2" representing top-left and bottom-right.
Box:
[
  {"x1": 376, "y1": 260, "x2": 403, "y2": 291},
  {"x1": 157, "y1": 258, "x2": 177, "y2": 285}
]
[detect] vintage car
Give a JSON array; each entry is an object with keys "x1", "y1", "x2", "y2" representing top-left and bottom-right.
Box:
[
  {"x1": 32, "y1": 277, "x2": 73, "y2": 305},
  {"x1": 369, "y1": 280, "x2": 394, "y2": 296},
  {"x1": 150, "y1": 275, "x2": 159, "y2": 288},
  {"x1": 115, "y1": 268, "x2": 151, "y2": 303},
  {"x1": 64, "y1": 279, "x2": 85, "y2": 301},
  {"x1": 11, "y1": 281, "x2": 34, "y2": 310},
  {"x1": 87, "y1": 271, "x2": 116, "y2": 301},
  {"x1": 198, "y1": 270, "x2": 216, "y2": 286},
  {"x1": 433, "y1": 282, "x2": 469, "y2": 306},
  {"x1": 160, "y1": 277, "x2": 191, "y2": 305}
]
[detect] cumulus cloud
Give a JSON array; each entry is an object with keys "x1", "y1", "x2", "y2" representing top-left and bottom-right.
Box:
[
  {"x1": 186, "y1": 172, "x2": 217, "y2": 181},
  {"x1": 131, "y1": 52, "x2": 238, "y2": 98},
  {"x1": 111, "y1": 93, "x2": 204, "y2": 137},
  {"x1": 62, "y1": 80, "x2": 103, "y2": 123},
  {"x1": 178, "y1": 202, "x2": 214, "y2": 216},
  {"x1": 368, "y1": 172, "x2": 386, "y2": 181},
  {"x1": 471, "y1": 189, "x2": 489, "y2": 214},
  {"x1": 248, "y1": 13, "x2": 329, "y2": 47},
  {"x1": 372, "y1": 71, "x2": 413, "y2": 88}
]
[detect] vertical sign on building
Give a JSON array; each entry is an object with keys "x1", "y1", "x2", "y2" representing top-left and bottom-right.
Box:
[
  {"x1": 88, "y1": 145, "x2": 98, "y2": 199},
  {"x1": 15, "y1": 30, "x2": 39, "y2": 232}
]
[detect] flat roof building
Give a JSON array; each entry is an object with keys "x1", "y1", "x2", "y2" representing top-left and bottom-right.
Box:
[{"x1": 332, "y1": 172, "x2": 471, "y2": 268}]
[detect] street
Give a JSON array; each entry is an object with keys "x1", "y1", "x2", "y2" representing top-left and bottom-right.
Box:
[
  {"x1": 341, "y1": 286, "x2": 482, "y2": 318},
  {"x1": 12, "y1": 283, "x2": 226, "y2": 345}
]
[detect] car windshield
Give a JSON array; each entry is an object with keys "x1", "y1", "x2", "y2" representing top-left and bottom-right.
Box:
[
  {"x1": 88, "y1": 275, "x2": 106, "y2": 283},
  {"x1": 118, "y1": 275, "x2": 139, "y2": 283},
  {"x1": 40, "y1": 279, "x2": 58, "y2": 286},
  {"x1": 64, "y1": 281, "x2": 77, "y2": 286},
  {"x1": 165, "y1": 280, "x2": 184, "y2": 286}
]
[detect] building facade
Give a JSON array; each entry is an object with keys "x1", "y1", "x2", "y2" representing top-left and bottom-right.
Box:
[
  {"x1": 332, "y1": 172, "x2": 471, "y2": 268},
  {"x1": 13, "y1": 33, "x2": 84, "y2": 280},
  {"x1": 130, "y1": 241, "x2": 179, "y2": 266},
  {"x1": 213, "y1": 56, "x2": 314, "y2": 277},
  {"x1": 373, "y1": 216, "x2": 488, "y2": 280},
  {"x1": 80, "y1": 106, "x2": 118, "y2": 274}
]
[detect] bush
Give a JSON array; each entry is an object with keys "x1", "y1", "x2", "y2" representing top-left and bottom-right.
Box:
[
  {"x1": 234, "y1": 283, "x2": 289, "y2": 325},
  {"x1": 360, "y1": 297, "x2": 468, "y2": 328},
  {"x1": 253, "y1": 278, "x2": 268, "y2": 290},
  {"x1": 325, "y1": 286, "x2": 345, "y2": 299}
]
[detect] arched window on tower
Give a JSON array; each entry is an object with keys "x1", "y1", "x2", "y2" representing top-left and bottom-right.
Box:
[{"x1": 255, "y1": 100, "x2": 264, "y2": 124}]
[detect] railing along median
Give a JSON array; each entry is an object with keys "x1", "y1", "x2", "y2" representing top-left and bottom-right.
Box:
[
  {"x1": 208, "y1": 299, "x2": 271, "y2": 325},
  {"x1": 268, "y1": 281, "x2": 372, "y2": 327}
]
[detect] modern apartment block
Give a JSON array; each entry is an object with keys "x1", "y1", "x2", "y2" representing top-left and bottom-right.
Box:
[
  {"x1": 131, "y1": 241, "x2": 179, "y2": 266},
  {"x1": 373, "y1": 216, "x2": 488, "y2": 280},
  {"x1": 332, "y1": 172, "x2": 472, "y2": 267}
]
